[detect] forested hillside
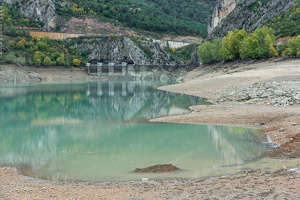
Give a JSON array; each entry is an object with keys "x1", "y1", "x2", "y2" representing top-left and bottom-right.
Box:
[
  {"x1": 208, "y1": 0, "x2": 297, "y2": 37},
  {"x1": 55, "y1": 0, "x2": 217, "y2": 37},
  {"x1": 1, "y1": 4, "x2": 43, "y2": 28},
  {"x1": 267, "y1": 0, "x2": 300, "y2": 38}
]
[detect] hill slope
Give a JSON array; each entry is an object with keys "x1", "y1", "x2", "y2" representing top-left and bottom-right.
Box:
[
  {"x1": 57, "y1": 0, "x2": 217, "y2": 37},
  {"x1": 1, "y1": 0, "x2": 217, "y2": 37},
  {"x1": 209, "y1": 0, "x2": 297, "y2": 37}
]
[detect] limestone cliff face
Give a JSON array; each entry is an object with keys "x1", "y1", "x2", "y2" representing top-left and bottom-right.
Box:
[
  {"x1": 209, "y1": 0, "x2": 297, "y2": 37},
  {"x1": 207, "y1": 0, "x2": 240, "y2": 35},
  {"x1": 73, "y1": 37, "x2": 180, "y2": 67},
  {"x1": 2, "y1": 0, "x2": 57, "y2": 31}
]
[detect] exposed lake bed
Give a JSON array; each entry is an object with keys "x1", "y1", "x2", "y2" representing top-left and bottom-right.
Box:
[{"x1": 0, "y1": 59, "x2": 300, "y2": 199}]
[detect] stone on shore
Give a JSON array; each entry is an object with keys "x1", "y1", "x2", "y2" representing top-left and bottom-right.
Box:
[{"x1": 134, "y1": 164, "x2": 179, "y2": 173}]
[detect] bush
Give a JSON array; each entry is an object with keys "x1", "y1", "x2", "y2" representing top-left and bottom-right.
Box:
[
  {"x1": 43, "y1": 56, "x2": 53, "y2": 66},
  {"x1": 33, "y1": 51, "x2": 45, "y2": 66},
  {"x1": 72, "y1": 59, "x2": 81, "y2": 67},
  {"x1": 282, "y1": 35, "x2": 300, "y2": 57},
  {"x1": 4, "y1": 52, "x2": 26, "y2": 65},
  {"x1": 3, "y1": 27, "x2": 30, "y2": 37}
]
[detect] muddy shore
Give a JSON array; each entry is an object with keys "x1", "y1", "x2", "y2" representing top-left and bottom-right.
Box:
[{"x1": 0, "y1": 60, "x2": 300, "y2": 199}]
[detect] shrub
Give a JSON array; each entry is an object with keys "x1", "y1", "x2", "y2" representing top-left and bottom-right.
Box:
[
  {"x1": 43, "y1": 56, "x2": 53, "y2": 66},
  {"x1": 72, "y1": 59, "x2": 81, "y2": 67},
  {"x1": 282, "y1": 35, "x2": 300, "y2": 57},
  {"x1": 4, "y1": 52, "x2": 26, "y2": 65}
]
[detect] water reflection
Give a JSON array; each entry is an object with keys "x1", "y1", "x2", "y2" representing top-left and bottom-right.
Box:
[
  {"x1": 0, "y1": 122, "x2": 269, "y2": 182},
  {"x1": 0, "y1": 81, "x2": 205, "y2": 125},
  {"x1": 209, "y1": 126, "x2": 268, "y2": 165},
  {"x1": 0, "y1": 81, "x2": 271, "y2": 182}
]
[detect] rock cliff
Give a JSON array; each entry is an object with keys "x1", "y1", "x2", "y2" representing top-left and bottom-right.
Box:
[
  {"x1": 207, "y1": 0, "x2": 240, "y2": 35},
  {"x1": 1, "y1": 0, "x2": 22, "y2": 4},
  {"x1": 73, "y1": 36, "x2": 180, "y2": 67},
  {"x1": 2, "y1": 0, "x2": 57, "y2": 31},
  {"x1": 209, "y1": 0, "x2": 297, "y2": 37}
]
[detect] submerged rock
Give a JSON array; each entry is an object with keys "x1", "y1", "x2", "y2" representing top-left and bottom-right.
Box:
[{"x1": 134, "y1": 164, "x2": 179, "y2": 173}]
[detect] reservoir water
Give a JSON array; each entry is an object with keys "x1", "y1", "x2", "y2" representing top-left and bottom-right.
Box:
[{"x1": 0, "y1": 81, "x2": 273, "y2": 182}]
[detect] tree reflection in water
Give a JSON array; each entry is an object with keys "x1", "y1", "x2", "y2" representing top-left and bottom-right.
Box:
[{"x1": 0, "y1": 82, "x2": 270, "y2": 182}]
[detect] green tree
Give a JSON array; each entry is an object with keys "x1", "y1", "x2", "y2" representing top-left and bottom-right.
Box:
[
  {"x1": 33, "y1": 51, "x2": 45, "y2": 66},
  {"x1": 4, "y1": 52, "x2": 26, "y2": 65},
  {"x1": 16, "y1": 39, "x2": 26, "y2": 50},
  {"x1": 29, "y1": 45, "x2": 39, "y2": 53},
  {"x1": 41, "y1": 36, "x2": 51, "y2": 44},
  {"x1": 50, "y1": 52, "x2": 61, "y2": 60},
  {"x1": 65, "y1": 56, "x2": 72, "y2": 67},
  {"x1": 198, "y1": 38, "x2": 222, "y2": 64},
  {"x1": 26, "y1": 41, "x2": 35, "y2": 48},
  {"x1": 239, "y1": 27, "x2": 277, "y2": 59},
  {"x1": 8, "y1": 40, "x2": 15, "y2": 49},
  {"x1": 37, "y1": 41, "x2": 48, "y2": 51},
  {"x1": 56, "y1": 53, "x2": 66, "y2": 66},
  {"x1": 221, "y1": 29, "x2": 247, "y2": 61},
  {"x1": 264, "y1": 34, "x2": 278, "y2": 57},
  {"x1": 43, "y1": 56, "x2": 52, "y2": 66},
  {"x1": 282, "y1": 35, "x2": 300, "y2": 57}
]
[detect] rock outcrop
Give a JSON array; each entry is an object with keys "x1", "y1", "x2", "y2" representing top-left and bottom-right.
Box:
[
  {"x1": 2, "y1": 0, "x2": 57, "y2": 31},
  {"x1": 207, "y1": 0, "x2": 240, "y2": 35},
  {"x1": 73, "y1": 36, "x2": 181, "y2": 67},
  {"x1": 209, "y1": 0, "x2": 297, "y2": 37}
]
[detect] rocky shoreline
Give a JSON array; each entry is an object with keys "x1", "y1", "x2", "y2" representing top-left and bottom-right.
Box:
[
  {"x1": 0, "y1": 59, "x2": 300, "y2": 199},
  {"x1": 213, "y1": 81, "x2": 300, "y2": 106}
]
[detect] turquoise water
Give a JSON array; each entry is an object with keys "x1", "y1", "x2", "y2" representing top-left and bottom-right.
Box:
[{"x1": 0, "y1": 81, "x2": 270, "y2": 182}]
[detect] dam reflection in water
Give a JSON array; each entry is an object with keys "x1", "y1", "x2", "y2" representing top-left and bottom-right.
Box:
[{"x1": 0, "y1": 81, "x2": 270, "y2": 182}]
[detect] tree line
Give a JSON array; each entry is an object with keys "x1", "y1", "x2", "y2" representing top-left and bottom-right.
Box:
[
  {"x1": 1, "y1": 35, "x2": 86, "y2": 67},
  {"x1": 198, "y1": 27, "x2": 300, "y2": 64}
]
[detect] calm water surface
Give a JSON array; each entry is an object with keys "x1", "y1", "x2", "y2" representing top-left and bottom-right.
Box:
[{"x1": 0, "y1": 81, "x2": 273, "y2": 182}]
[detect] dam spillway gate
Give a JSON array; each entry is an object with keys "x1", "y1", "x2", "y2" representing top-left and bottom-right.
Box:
[{"x1": 87, "y1": 62, "x2": 134, "y2": 76}]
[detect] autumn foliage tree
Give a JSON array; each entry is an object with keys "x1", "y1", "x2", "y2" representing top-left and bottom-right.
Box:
[{"x1": 221, "y1": 29, "x2": 247, "y2": 61}]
